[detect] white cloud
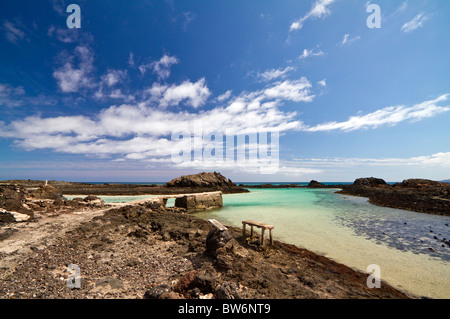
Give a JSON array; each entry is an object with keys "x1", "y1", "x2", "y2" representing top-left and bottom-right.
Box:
[
  {"x1": 139, "y1": 54, "x2": 179, "y2": 80},
  {"x1": 257, "y1": 66, "x2": 296, "y2": 81},
  {"x1": 317, "y1": 79, "x2": 327, "y2": 87},
  {"x1": 48, "y1": 25, "x2": 79, "y2": 43},
  {"x1": 217, "y1": 90, "x2": 233, "y2": 102},
  {"x1": 146, "y1": 78, "x2": 211, "y2": 108},
  {"x1": 341, "y1": 33, "x2": 361, "y2": 45},
  {"x1": 263, "y1": 77, "x2": 314, "y2": 102},
  {"x1": 128, "y1": 52, "x2": 135, "y2": 67},
  {"x1": 299, "y1": 48, "x2": 325, "y2": 60},
  {"x1": 0, "y1": 75, "x2": 315, "y2": 164},
  {"x1": 290, "y1": 0, "x2": 336, "y2": 31},
  {"x1": 3, "y1": 20, "x2": 26, "y2": 43},
  {"x1": 53, "y1": 46, "x2": 96, "y2": 93},
  {"x1": 304, "y1": 94, "x2": 450, "y2": 132},
  {"x1": 292, "y1": 151, "x2": 450, "y2": 168},
  {"x1": 0, "y1": 83, "x2": 56, "y2": 108},
  {"x1": 401, "y1": 13, "x2": 430, "y2": 33},
  {"x1": 0, "y1": 83, "x2": 25, "y2": 107},
  {"x1": 101, "y1": 70, "x2": 127, "y2": 87}
]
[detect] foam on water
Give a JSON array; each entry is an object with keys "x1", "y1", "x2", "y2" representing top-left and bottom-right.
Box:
[{"x1": 194, "y1": 188, "x2": 450, "y2": 299}]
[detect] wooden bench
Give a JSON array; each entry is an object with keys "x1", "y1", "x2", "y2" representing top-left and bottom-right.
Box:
[{"x1": 242, "y1": 220, "x2": 274, "y2": 247}]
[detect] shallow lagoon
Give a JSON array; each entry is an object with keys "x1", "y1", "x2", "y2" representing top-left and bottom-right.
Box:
[{"x1": 194, "y1": 188, "x2": 450, "y2": 299}]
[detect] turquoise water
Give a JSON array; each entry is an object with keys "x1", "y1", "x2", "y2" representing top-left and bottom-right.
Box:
[{"x1": 194, "y1": 188, "x2": 450, "y2": 299}]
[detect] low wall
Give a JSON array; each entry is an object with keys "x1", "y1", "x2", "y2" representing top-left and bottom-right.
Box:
[{"x1": 174, "y1": 191, "x2": 223, "y2": 213}]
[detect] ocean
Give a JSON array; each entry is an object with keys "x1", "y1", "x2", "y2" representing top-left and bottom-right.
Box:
[{"x1": 66, "y1": 187, "x2": 450, "y2": 299}]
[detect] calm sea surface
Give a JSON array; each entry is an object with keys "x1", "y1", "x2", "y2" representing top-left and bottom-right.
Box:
[{"x1": 66, "y1": 188, "x2": 450, "y2": 298}]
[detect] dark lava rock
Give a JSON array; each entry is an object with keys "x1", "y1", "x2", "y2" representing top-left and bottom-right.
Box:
[
  {"x1": 164, "y1": 172, "x2": 248, "y2": 193},
  {"x1": 337, "y1": 177, "x2": 450, "y2": 216},
  {"x1": 353, "y1": 177, "x2": 387, "y2": 187},
  {"x1": 308, "y1": 180, "x2": 326, "y2": 188},
  {"x1": 214, "y1": 281, "x2": 242, "y2": 299},
  {"x1": 143, "y1": 284, "x2": 171, "y2": 299},
  {"x1": 29, "y1": 185, "x2": 65, "y2": 200},
  {"x1": 0, "y1": 185, "x2": 32, "y2": 215},
  {"x1": 205, "y1": 226, "x2": 234, "y2": 258}
]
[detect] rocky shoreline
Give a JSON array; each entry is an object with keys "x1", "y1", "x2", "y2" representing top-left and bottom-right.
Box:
[
  {"x1": 0, "y1": 173, "x2": 411, "y2": 299},
  {"x1": 1, "y1": 172, "x2": 249, "y2": 196},
  {"x1": 337, "y1": 178, "x2": 450, "y2": 216},
  {"x1": 0, "y1": 200, "x2": 410, "y2": 299}
]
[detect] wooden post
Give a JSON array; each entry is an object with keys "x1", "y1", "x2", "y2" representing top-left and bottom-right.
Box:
[
  {"x1": 242, "y1": 222, "x2": 246, "y2": 238},
  {"x1": 261, "y1": 227, "x2": 265, "y2": 247},
  {"x1": 269, "y1": 229, "x2": 273, "y2": 246}
]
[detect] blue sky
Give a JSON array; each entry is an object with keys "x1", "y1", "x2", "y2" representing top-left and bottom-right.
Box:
[{"x1": 0, "y1": 0, "x2": 449, "y2": 182}]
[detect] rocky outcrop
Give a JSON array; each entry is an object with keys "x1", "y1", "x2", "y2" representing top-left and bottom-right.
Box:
[
  {"x1": 165, "y1": 172, "x2": 248, "y2": 194},
  {"x1": 353, "y1": 177, "x2": 387, "y2": 187},
  {"x1": 338, "y1": 178, "x2": 450, "y2": 216},
  {"x1": 307, "y1": 180, "x2": 325, "y2": 188},
  {"x1": 29, "y1": 185, "x2": 65, "y2": 200},
  {"x1": 0, "y1": 185, "x2": 32, "y2": 216},
  {"x1": 0, "y1": 209, "x2": 32, "y2": 223}
]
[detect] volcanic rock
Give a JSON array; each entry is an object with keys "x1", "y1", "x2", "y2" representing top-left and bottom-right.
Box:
[
  {"x1": 308, "y1": 180, "x2": 326, "y2": 188},
  {"x1": 29, "y1": 185, "x2": 65, "y2": 200},
  {"x1": 164, "y1": 172, "x2": 247, "y2": 193}
]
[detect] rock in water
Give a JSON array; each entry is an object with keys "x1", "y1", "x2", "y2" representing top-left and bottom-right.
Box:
[
  {"x1": 164, "y1": 172, "x2": 247, "y2": 193},
  {"x1": 353, "y1": 177, "x2": 387, "y2": 186},
  {"x1": 308, "y1": 180, "x2": 325, "y2": 188}
]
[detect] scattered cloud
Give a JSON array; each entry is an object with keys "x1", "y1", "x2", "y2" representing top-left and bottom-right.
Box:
[
  {"x1": 217, "y1": 90, "x2": 233, "y2": 102},
  {"x1": 0, "y1": 75, "x2": 316, "y2": 164},
  {"x1": 145, "y1": 78, "x2": 211, "y2": 108},
  {"x1": 341, "y1": 33, "x2": 361, "y2": 45},
  {"x1": 290, "y1": 0, "x2": 336, "y2": 31},
  {"x1": 139, "y1": 54, "x2": 179, "y2": 80},
  {"x1": 292, "y1": 151, "x2": 450, "y2": 168},
  {"x1": 257, "y1": 66, "x2": 296, "y2": 82},
  {"x1": 53, "y1": 45, "x2": 96, "y2": 93},
  {"x1": 263, "y1": 77, "x2": 314, "y2": 103},
  {"x1": 317, "y1": 79, "x2": 327, "y2": 87},
  {"x1": 0, "y1": 83, "x2": 55, "y2": 108},
  {"x1": 299, "y1": 48, "x2": 325, "y2": 60},
  {"x1": 3, "y1": 20, "x2": 26, "y2": 44},
  {"x1": 303, "y1": 94, "x2": 450, "y2": 132},
  {"x1": 401, "y1": 13, "x2": 430, "y2": 33},
  {"x1": 182, "y1": 12, "x2": 196, "y2": 30},
  {"x1": 127, "y1": 52, "x2": 135, "y2": 67},
  {"x1": 47, "y1": 25, "x2": 79, "y2": 43}
]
